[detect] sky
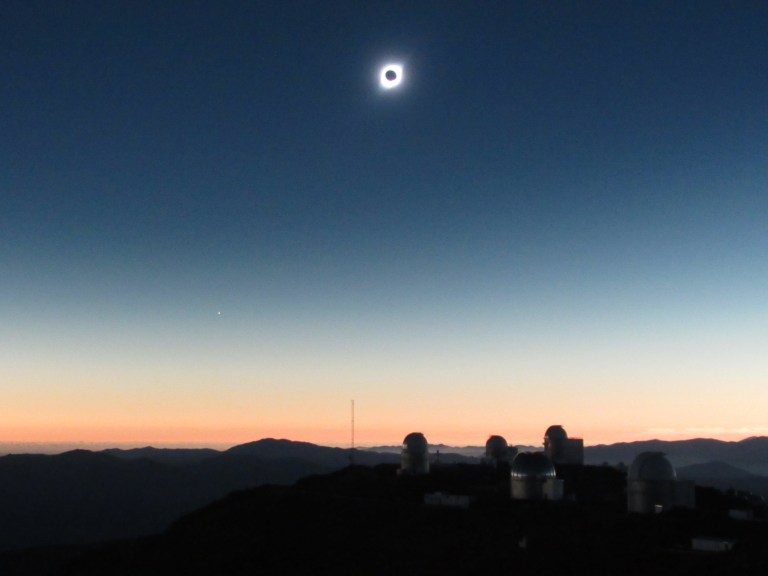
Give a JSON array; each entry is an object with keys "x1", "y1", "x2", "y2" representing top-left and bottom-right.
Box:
[{"x1": 2, "y1": 1, "x2": 768, "y2": 449}]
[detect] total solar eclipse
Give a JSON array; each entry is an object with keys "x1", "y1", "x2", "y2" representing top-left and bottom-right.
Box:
[{"x1": 380, "y1": 64, "x2": 403, "y2": 89}]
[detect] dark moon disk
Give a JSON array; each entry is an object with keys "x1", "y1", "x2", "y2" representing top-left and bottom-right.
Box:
[{"x1": 385, "y1": 69, "x2": 397, "y2": 81}]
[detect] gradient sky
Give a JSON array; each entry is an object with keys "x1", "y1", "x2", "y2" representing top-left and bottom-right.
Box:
[{"x1": 2, "y1": 1, "x2": 768, "y2": 448}]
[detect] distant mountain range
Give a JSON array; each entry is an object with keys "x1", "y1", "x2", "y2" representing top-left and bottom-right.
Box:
[
  {"x1": 676, "y1": 461, "x2": 768, "y2": 501},
  {"x1": 364, "y1": 443, "x2": 538, "y2": 458},
  {"x1": 582, "y1": 436, "x2": 768, "y2": 475},
  {"x1": 369, "y1": 436, "x2": 768, "y2": 475},
  {"x1": 1, "y1": 436, "x2": 767, "y2": 554},
  {"x1": 0, "y1": 439, "x2": 389, "y2": 552}
]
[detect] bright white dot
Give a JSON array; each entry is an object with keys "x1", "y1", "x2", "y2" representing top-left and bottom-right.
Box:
[{"x1": 380, "y1": 64, "x2": 403, "y2": 89}]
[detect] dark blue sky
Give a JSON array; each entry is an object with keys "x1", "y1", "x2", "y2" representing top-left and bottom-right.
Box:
[{"x1": 2, "y1": 1, "x2": 768, "y2": 445}]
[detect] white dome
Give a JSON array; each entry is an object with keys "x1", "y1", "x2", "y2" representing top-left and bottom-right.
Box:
[{"x1": 510, "y1": 452, "x2": 556, "y2": 480}]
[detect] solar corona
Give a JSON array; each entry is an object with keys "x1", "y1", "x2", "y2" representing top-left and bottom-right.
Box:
[{"x1": 380, "y1": 64, "x2": 403, "y2": 89}]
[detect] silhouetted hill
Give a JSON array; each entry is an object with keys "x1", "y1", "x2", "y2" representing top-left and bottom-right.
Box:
[
  {"x1": 678, "y1": 461, "x2": 768, "y2": 501},
  {"x1": 54, "y1": 464, "x2": 768, "y2": 575},
  {"x1": 365, "y1": 443, "x2": 487, "y2": 458},
  {"x1": 367, "y1": 443, "x2": 540, "y2": 458},
  {"x1": 0, "y1": 450, "x2": 185, "y2": 552},
  {"x1": 226, "y1": 438, "x2": 398, "y2": 466},
  {"x1": 679, "y1": 461, "x2": 754, "y2": 480},
  {"x1": 102, "y1": 447, "x2": 219, "y2": 465},
  {"x1": 584, "y1": 437, "x2": 768, "y2": 474},
  {"x1": 0, "y1": 441, "x2": 393, "y2": 553},
  {"x1": 363, "y1": 443, "x2": 517, "y2": 461},
  {"x1": 4, "y1": 436, "x2": 768, "y2": 566}
]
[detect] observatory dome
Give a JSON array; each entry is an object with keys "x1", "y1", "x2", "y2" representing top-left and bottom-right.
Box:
[
  {"x1": 544, "y1": 425, "x2": 568, "y2": 442},
  {"x1": 400, "y1": 432, "x2": 429, "y2": 475},
  {"x1": 402, "y1": 432, "x2": 428, "y2": 454},
  {"x1": 485, "y1": 435, "x2": 509, "y2": 459},
  {"x1": 628, "y1": 452, "x2": 677, "y2": 482},
  {"x1": 510, "y1": 452, "x2": 556, "y2": 480}
]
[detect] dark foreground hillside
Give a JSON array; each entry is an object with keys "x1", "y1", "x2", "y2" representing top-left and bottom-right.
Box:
[
  {"x1": 0, "y1": 439, "x2": 402, "y2": 553},
  {"x1": 47, "y1": 464, "x2": 768, "y2": 575}
]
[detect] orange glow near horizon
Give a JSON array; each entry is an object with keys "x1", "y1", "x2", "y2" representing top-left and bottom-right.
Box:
[
  {"x1": 4, "y1": 364, "x2": 767, "y2": 450},
  {"x1": 2, "y1": 422, "x2": 766, "y2": 451}
]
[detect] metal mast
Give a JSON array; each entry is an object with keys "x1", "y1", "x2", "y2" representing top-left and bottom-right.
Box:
[{"x1": 350, "y1": 399, "x2": 355, "y2": 464}]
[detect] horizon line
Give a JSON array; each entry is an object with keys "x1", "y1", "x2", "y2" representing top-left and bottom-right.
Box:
[{"x1": 1, "y1": 434, "x2": 766, "y2": 456}]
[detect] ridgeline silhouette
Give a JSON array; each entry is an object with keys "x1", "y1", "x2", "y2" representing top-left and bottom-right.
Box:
[{"x1": 1, "y1": 437, "x2": 768, "y2": 574}]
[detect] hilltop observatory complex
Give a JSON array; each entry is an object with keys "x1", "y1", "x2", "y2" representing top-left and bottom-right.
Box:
[{"x1": 396, "y1": 426, "x2": 696, "y2": 515}]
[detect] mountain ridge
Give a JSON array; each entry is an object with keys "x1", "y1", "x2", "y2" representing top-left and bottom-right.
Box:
[
  {"x1": 583, "y1": 436, "x2": 768, "y2": 475},
  {"x1": 2, "y1": 436, "x2": 768, "y2": 553}
]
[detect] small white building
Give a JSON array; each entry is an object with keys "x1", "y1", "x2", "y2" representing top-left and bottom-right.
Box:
[
  {"x1": 691, "y1": 538, "x2": 736, "y2": 552},
  {"x1": 729, "y1": 508, "x2": 753, "y2": 521},
  {"x1": 424, "y1": 492, "x2": 471, "y2": 509}
]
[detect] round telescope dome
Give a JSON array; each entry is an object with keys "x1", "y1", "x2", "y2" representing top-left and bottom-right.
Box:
[
  {"x1": 510, "y1": 452, "x2": 556, "y2": 480},
  {"x1": 544, "y1": 425, "x2": 568, "y2": 442},
  {"x1": 485, "y1": 435, "x2": 509, "y2": 459},
  {"x1": 402, "y1": 432, "x2": 428, "y2": 454},
  {"x1": 628, "y1": 452, "x2": 677, "y2": 481}
]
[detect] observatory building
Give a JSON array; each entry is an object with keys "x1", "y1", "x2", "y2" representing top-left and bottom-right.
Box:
[
  {"x1": 400, "y1": 432, "x2": 430, "y2": 475},
  {"x1": 510, "y1": 452, "x2": 564, "y2": 501},
  {"x1": 543, "y1": 425, "x2": 584, "y2": 465},
  {"x1": 484, "y1": 435, "x2": 517, "y2": 467},
  {"x1": 627, "y1": 452, "x2": 695, "y2": 514}
]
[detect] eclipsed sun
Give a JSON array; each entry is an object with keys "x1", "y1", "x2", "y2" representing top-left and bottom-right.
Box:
[{"x1": 380, "y1": 64, "x2": 403, "y2": 89}]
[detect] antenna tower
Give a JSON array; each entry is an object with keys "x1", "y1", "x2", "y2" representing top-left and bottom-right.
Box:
[{"x1": 350, "y1": 399, "x2": 355, "y2": 465}]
